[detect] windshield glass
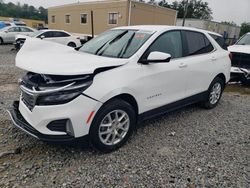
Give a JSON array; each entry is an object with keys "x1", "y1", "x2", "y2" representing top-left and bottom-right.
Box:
[
  {"x1": 31, "y1": 30, "x2": 44, "y2": 37},
  {"x1": 79, "y1": 29, "x2": 153, "y2": 58},
  {"x1": 236, "y1": 34, "x2": 250, "y2": 45}
]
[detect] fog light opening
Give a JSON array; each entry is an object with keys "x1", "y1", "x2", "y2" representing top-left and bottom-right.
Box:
[{"x1": 66, "y1": 120, "x2": 75, "y2": 136}]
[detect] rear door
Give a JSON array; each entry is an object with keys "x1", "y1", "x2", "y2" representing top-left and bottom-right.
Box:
[
  {"x1": 52, "y1": 31, "x2": 71, "y2": 45},
  {"x1": 20, "y1": 27, "x2": 34, "y2": 37},
  {"x1": 181, "y1": 30, "x2": 216, "y2": 96}
]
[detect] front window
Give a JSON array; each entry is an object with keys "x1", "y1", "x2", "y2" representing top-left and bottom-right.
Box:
[
  {"x1": 108, "y1": 13, "x2": 118, "y2": 25},
  {"x1": 236, "y1": 34, "x2": 250, "y2": 45},
  {"x1": 79, "y1": 29, "x2": 153, "y2": 58},
  {"x1": 65, "y1": 15, "x2": 71, "y2": 24}
]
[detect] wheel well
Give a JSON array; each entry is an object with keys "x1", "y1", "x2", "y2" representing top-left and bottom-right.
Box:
[
  {"x1": 216, "y1": 73, "x2": 226, "y2": 85},
  {"x1": 110, "y1": 94, "x2": 139, "y2": 115},
  {"x1": 68, "y1": 42, "x2": 76, "y2": 45}
]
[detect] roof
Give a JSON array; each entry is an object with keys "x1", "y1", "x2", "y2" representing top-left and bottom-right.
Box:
[
  {"x1": 113, "y1": 25, "x2": 221, "y2": 34},
  {"x1": 48, "y1": 0, "x2": 177, "y2": 13}
]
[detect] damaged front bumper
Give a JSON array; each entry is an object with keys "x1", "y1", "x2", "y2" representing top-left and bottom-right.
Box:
[
  {"x1": 7, "y1": 101, "x2": 75, "y2": 142},
  {"x1": 230, "y1": 67, "x2": 250, "y2": 82}
]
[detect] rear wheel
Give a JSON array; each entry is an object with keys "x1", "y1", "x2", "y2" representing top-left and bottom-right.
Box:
[
  {"x1": 67, "y1": 42, "x2": 76, "y2": 48},
  {"x1": 202, "y1": 77, "x2": 224, "y2": 109},
  {"x1": 89, "y1": 99, "x2": 136, "y2": 152}
]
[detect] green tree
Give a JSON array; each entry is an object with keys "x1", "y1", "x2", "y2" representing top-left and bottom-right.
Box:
[
  {"x1": 0, "y1": 1, "x2": 47, "y2": 22},
  {"x1": 159, "y1": 0, "x2": 213, "y2": 20},
  {"x1": 240, "y1": 22, "x2": 250, "y2": 36}
]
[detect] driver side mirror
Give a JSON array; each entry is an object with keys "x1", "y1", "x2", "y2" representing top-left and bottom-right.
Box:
[
  {"x1": 40, "y1": 35, "x2": 45, "y2": 39},
  {"x1": 140, "y1": 51, "x2": 171, "y2": 64},
  {"x1": 4, "y1": 30, "x2": 8, "y2": 33}
]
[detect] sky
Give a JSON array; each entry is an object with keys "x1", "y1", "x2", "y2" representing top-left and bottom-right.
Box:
[{"x1": 4, "y1": 0, "x2": 250, "y2": 25}]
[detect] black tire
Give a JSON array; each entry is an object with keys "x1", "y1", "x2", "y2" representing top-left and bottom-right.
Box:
[
  {"x1": 0, "y1": 38, "x2": 3, "y2": 45},
  {"x1": 67, "y1": 42, "x2": 76, "y2": 48},
  {"x1": 202, "y1": 77, "x2": 225, "y2": 109},
  {"x1": 89, "y1": 99, "x2": 136, "y2": 153}
]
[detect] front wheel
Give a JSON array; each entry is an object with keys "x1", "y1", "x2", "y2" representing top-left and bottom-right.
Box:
[
  {"x1": 89, "y1": 99, "x2": 136, "y2": 152},
  {"x1": 0, "y1": 38, "x2": 3, "y2": 45},
  {"x1": 202, "y1": 77, "x2": 224, "y2": 109}
]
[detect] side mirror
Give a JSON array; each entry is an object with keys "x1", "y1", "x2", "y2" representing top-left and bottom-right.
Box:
[
  {"x1": 140, "y1": 51, "x2": 171, "y2": 64},
  {"x1": 40, "y1": 35, "x2": 45, "y2": 39},
  {"x1": 4, "y1": 30, "x2": 8, "y2": 33}
]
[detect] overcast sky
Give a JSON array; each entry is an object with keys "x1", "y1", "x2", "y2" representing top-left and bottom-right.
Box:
[{"x1": 5, "y1": 0, "x2": 250, "y2": 25}]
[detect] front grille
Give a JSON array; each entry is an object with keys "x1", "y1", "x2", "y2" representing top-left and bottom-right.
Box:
[
  {"x1": 21, "y1": 90, "x2": 37, "y2": 110},
  {"x1": 231, "y1": 52, "x2": 250, "y2": 69}
]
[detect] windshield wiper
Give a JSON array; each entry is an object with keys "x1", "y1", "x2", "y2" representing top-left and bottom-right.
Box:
[
  {"x1": 118, "y1": 33, "x2": 135, "y2": 58},
  {"x1": 95, "y1": 30, "x2": 128, "y2": 56}
]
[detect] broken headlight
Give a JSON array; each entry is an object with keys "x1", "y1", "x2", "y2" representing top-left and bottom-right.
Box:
[{"x1": 21, "y1": 73, "x2": 93, "y2": 107}]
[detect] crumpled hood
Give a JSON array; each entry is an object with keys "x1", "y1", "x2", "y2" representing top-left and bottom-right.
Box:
[
  {"x1": 228, "y1": 45, "x2": 250, "y2": 54},
  {"x1": 16, "y1": 38, "x2": 128, "y2": 75}
]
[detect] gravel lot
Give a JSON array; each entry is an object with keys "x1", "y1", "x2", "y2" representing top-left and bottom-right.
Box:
[{"x1": 0, "y1": 45, "x2": 249, "y2": 187}]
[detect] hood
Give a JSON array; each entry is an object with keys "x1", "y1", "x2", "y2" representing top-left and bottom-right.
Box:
[
  {"x1": 16, "y1": 38, "x2": 128, "y2": 75},
  {"x1": 228, "y1": 45, "x2": 250, "y2": 55}
]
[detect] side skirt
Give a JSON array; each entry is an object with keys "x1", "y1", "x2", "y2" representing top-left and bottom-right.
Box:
[{"x1": 137, "y1": 91, "x2": 208, "y2": 123}]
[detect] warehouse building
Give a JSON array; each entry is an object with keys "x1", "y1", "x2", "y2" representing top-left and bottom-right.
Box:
[
  {"x1": 48, "y1": 0, "x2": 177, "y2": 36},
  {"x1": 177, "y1": 18, "x2": 241, "y2": 44},
  {"x1": 0, "y1": 16, "x2": 45, "y2": 28}
]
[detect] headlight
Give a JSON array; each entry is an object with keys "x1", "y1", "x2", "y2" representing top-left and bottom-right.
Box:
[{"x1": 36, "y1": 82, "x2": 91, "y2": 105}]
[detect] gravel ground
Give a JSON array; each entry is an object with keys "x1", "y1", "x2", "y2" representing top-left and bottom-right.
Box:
[{"x1": 0, "y1": 45, "x2": 249, "y2": 187}]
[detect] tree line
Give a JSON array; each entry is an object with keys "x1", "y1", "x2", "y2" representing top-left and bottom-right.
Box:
[{"x1": 0, "y1": 0, "x2": 47, "y2": 22}]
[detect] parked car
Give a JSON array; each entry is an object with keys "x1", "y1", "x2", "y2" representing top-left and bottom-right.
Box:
[
  {"x1": 8, "y1": 26, "x2": 231, "y2": 152},
  {"x1": 207, "y1": 31, "x2": 227, "y2": 50},
  {"x1": 15, "y1": 29, "x2": 82, "y2": 50},
  {"x1": 228, "y1": 32, "x2": 250, "y2": 84},
  {"x1": 0, "y1": 26, "x2": 36, "y2": 45}
]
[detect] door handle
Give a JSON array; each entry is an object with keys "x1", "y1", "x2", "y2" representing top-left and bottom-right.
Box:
[{"x1": 179, "y1": 63, "x2": 188, "y2": 68}]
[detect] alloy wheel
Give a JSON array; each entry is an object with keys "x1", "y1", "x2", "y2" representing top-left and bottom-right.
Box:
[
  {"x1": 209, "y1": 82, "x2": 222, "y2": 105},
  {"x1": 98, "y1": 110, "x2": 130, "y2": 146}
]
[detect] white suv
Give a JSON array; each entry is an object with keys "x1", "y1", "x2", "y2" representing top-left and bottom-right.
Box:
[{"x1": 8, "y1": 26, "x2": 231, "y2": 152}]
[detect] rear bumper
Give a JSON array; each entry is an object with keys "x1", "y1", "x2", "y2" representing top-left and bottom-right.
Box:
[{"x1": 7, "y1": 101, "x2": 77, "y2": 142}]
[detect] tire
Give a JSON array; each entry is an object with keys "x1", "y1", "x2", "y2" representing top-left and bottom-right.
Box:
[
  {"x1": 0, "y1": 38, "x2": 3, "y2": 45},
  {"x1": 202, "y1": 77, "x2": 225, "y2": 109},
  {"x1": 67, "y1": 42, "x2": 76, "y2": 48},
  {"x1": 89, "y1": 99, "x2": 136, "y2": 153}
]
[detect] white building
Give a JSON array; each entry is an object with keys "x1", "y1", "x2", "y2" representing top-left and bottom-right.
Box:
[{"x1": 177, "y1": 19, "x2": 241, "y2": 39}]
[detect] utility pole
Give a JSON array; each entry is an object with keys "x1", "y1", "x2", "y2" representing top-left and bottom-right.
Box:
[{"x1": 182, "y1": 0, "x2": 189, "y2": 26}]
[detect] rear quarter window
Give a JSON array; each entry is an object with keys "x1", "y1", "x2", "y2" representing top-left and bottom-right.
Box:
[{"x1": 185, "y1": 31, "x2": 214, "y2": 56}]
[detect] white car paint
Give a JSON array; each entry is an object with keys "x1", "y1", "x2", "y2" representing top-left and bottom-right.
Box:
[
  {"x1": 16, "y1": 38, "x2": 128, "y2": 75},
  {"x1": 228, "y1": 33, "x2": 250, "y2": 76},
  {"x1": 11, "y1": 25, "x2": 231, "y2": 145},
  {"x1": 0, "y1": 26, "x2": 36, "y2": 44},
  {"x1": 15, "y1": 29, "x2": 82, "y2": 48}
]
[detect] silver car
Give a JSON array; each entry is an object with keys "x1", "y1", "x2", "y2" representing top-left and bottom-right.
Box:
[{"x1": 0, "y1": 26, "x2": 36, "y2": 45}]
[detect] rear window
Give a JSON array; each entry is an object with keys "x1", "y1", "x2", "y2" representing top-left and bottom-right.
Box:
[
  {"x1": 185, "y1": 31, "x2": 214, "y2": 56},
  {"x1": 209, "y1": 34, "x2": 226, "y2": 49}
]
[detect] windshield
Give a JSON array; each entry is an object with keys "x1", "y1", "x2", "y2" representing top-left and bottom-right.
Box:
[
  {"x1": 31, "y1": 30, "x2": 44, "y2": 37},
  {"x1": 236, "y1": 34, "x2": 250, "y2": 45},
  {"x1": 79, "y1": 29, "x2": 153, "y2": 58}
]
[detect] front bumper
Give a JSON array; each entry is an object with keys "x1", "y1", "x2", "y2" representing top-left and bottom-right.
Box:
[
  {"x1": 8, "y1": 101, "x2": 75, "y2": 142},
  {"x1": 8, "y1": 94, "x2": 102, "y2": 142},
  {"x1": 230, "y1": 67, "x2": 250, "y2": 82}
]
